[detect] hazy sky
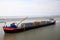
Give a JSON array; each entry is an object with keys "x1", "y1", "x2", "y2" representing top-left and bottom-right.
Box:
[{"x1": 0, "y1": 0, "x2": 60, "y2": 17}]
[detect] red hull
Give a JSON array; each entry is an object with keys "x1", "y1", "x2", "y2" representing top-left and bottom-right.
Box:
[
  {"x1": 3, "y1": 27, "x2": 22, "y2": 33},
  {"x1": 3, "y1": 27, "x2": 20, "y2": 31}
]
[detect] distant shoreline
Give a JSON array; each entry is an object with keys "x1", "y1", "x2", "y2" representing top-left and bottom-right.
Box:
[
  {"x1": 0, "y1": 15, "x2": 60, "y2": 19},
  {"x1": 0, "y1": 15, "x2": 60, "y2": 23}
]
